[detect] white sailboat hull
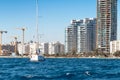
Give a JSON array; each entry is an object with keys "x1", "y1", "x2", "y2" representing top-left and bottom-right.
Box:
[{"x1": 30, "y1": 54, "x2": 45, "y2": 61}]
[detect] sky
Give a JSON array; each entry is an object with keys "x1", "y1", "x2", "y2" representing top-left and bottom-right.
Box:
[{"x1": 0, "y1": 0, "x2": 120, "y2": 44}]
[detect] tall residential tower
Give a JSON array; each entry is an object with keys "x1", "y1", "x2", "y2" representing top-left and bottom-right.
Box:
[
  {"x1": 65, "y1": 18, "x2": 96, "y2": 53},
  {"x1": 96, "y1": 0, "x2": 117, "y2": 52}
]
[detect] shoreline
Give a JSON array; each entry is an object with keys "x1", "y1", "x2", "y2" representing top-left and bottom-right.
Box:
[
  {"x1": 0, "y1": 56, "x2": 29, "y2": 58},
  {"x1": 45, "y1": 56, "x2": 120, "y2": 59},
  {"x1": 0, "y1": 56, "x2": 120, "y2": 59}
]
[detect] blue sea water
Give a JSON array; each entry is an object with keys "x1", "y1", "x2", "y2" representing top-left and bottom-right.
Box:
[{"x1": 0, "y1": 58, "x2": 120, "y2": 80}]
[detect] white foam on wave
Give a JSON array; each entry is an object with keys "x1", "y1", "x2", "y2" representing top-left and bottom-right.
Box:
[
  {"x1": 85, "y1": 71, "x2": 90, "y2": 76},
  {"x1": 26, "y1": 75, "x2": 33, "y2": 78},
  {"x1": 66, "y1": 73, "x2": 70, "y2": 75}
]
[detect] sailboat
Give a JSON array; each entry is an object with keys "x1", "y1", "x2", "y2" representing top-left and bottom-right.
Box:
[
  {"x1": 30, "y1": 48, "x2": 45, "y2": 61},
  {"x1": 30, "y1": 0, "x2": 45, "y2": 61}
]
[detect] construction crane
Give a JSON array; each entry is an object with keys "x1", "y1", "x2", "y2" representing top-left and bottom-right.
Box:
[
  {"x1": 11, "y1": 36, "x2": 18, "y2": 55},
  {"x1": 16, "y1": 27, "x2": 26, "y2": 55},
  {"x1": 0, "y1": 30, "x2": 7, "y2": 55}
]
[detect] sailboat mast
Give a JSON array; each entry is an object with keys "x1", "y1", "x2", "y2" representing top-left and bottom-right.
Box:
[{"x1": 36, "y1": 0, "x2": 39, "y2": 48}]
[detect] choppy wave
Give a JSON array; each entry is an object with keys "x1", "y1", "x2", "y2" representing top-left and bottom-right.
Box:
[{"x1": 0, "y1": 58, "x2": 120, "y2": 80}]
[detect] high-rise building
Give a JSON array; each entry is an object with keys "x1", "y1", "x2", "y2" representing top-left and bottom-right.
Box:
[
  {"x1": 96, "y1": 0, "x2": 117, "y2": 52},
  {"x1": 65, "y1": 18, "x2": 96, "y2": 53},
  {"x1": 77, "y1": 18, "x2": 96, "y2": 53},
  {"x1": 65, "y1": 20, "x2": 82, "y2": 53}
]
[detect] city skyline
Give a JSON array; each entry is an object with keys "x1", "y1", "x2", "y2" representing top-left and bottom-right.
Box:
[{"x1": 0, "y1": 0, "x2": 120, "y2": 44}]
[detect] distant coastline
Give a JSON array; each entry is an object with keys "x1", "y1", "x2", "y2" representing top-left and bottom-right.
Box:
[
  {"x1": 0, "y1": 56, "x2": 28, "y2": 58},
  {"x1": 0, "y1": 55, "x2": 120, "y2": 59},
  {"x1": 45, "y1": 56, "x2": 120, "y2": 59}
]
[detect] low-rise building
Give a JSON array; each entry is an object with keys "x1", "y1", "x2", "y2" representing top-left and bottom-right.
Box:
[
  {"x1": 17, "y1": 41, "x2": 64, "y2": 55},
  {"x1": 2, "y1": 44, "x2": 15, "y2": 55},
  {"x1": 29, "y1": 42, "x2": 37, "y2": 54},
  {"x1": 40, "y1": 42, "x2": 49, "y2": 54},
  {"x1": 110, "y1": 40, "x2": 120, "y2": 54},
  {"x1": 49, "y1": 41, "x2": 64, "y2": 55},
  {"x1": 18, "y1": 43, "x2": 30, "y2": 55}
]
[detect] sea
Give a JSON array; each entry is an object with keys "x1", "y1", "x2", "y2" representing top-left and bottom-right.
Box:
[{"x1": 0, "y1": 58, "x2": 120, "y2": 80}]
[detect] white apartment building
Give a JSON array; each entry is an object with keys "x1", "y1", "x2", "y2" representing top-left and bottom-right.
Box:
[
  {"x1": 60, "y1": 44, "x2": 65, "y2": 54},
  {"x1": 17, "y1": 42, "x2": 64, "y2": 55},
  {"x1": 48, "y1": 41, "x2": 64, "y2": 55},
  {"x1": 110, "y1": 40, "x2": 120, "y2": 54},
  {"x1": 29, "y1": 42, "x2": 37, "y2": 54},
  {"x1": 39, "y1": 42, "x2": 48, "y2": 54},
  {"x1": 65, "y1": 18, "x2": 96, "y2": 53},
  {"x1": 26, "y1": 42, "x2": 49, "y2": 55},
  {"x1": 17, "y1": 43, "x2": 30, "y2": 55}
]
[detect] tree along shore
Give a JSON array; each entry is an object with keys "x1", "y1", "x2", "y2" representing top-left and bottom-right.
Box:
[{"x1": 44, "y1": 51, "x2": 120, "y2": 58}]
